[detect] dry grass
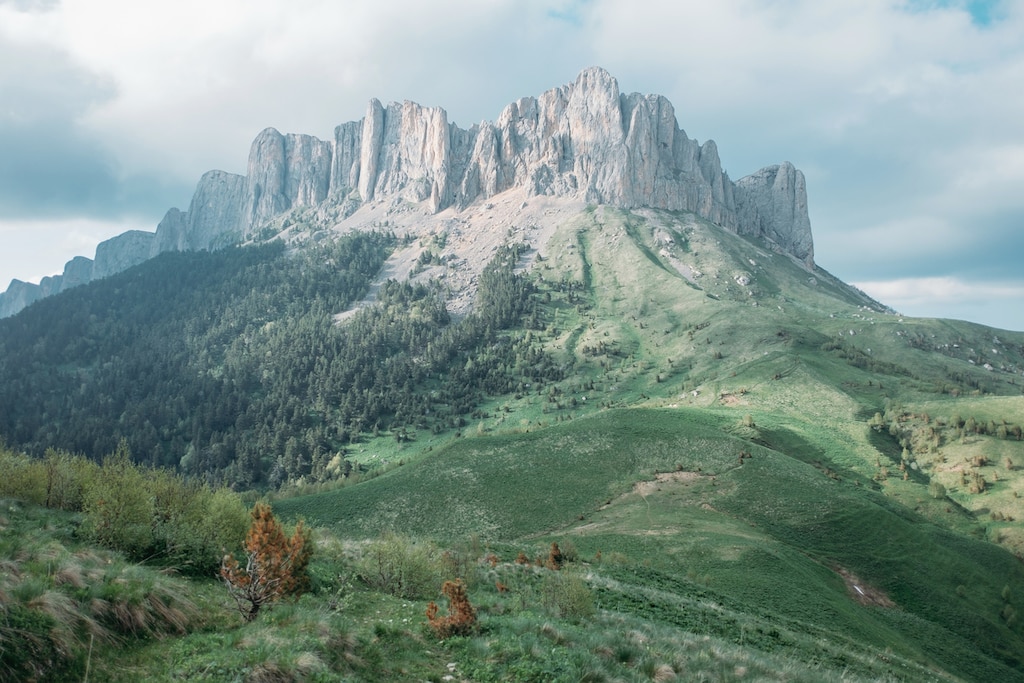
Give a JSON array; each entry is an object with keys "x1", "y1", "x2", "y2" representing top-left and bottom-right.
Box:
[{"x1": 0, "y1": 503, "x2": 199, "y2": 680}]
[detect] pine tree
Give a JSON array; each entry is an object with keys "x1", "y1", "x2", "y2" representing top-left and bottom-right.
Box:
[{"x1": 220, "y1": 502, "x2": 312, "y2": 621}]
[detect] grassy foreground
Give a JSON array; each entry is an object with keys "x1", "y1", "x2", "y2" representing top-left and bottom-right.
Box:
[
  {"x1": 7, "y1": 408, "x2": 1023, "y2": 681},
  {"x1": 274, "y1": 408, "x2": 1024, "y2": 682}
]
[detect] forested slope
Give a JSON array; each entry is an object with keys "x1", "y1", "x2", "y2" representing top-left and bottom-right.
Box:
[{"x1": 0, "y1": 235, "x2": 561, "y2": 488}]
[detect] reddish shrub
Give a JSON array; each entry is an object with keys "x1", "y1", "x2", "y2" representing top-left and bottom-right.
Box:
[{"x1": 426, "y1": 579, "x2": 477, "y2": 638}]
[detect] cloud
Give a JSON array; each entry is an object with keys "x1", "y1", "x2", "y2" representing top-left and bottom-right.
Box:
[
  {"x1": 0, "y1": 12, "x2": 192, "y2": 219},
  {"x1": 854, "y1": 276, "x2": 1024, "y2": 332},
  {"x1": 10, "y1": 0, "x2": 586, "y2": 180},
  {"x1": 0, "y1": 24, "x2": 115, "y2": 215},
  {"x1": 0, "y1": 216, "x2": 136, "y2": 285}
]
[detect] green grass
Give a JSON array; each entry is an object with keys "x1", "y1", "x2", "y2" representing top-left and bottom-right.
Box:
[
  {"x1": 0, "y1": 498, "x2": 200, "y2": 681},
  {"x1": 263, "y1": 206, "x2": 1024, "y2": 680},
  {"x1": 13, "y1": 507, "x2": 955, "y2": 683},
  {"x1": 6, "y1": 204, "x2": 1024, "y2": 681},
  {"x1": 273, "y1": 409, "x2": 743, "y2": 539},
  {"x1": 274, "y1": 406, "x2": 1024, "y2": 681}
]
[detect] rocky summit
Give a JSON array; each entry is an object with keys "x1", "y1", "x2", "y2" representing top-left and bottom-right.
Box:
[{"x1": 0, "y1": 67, "x2": 814, "y2": 318}]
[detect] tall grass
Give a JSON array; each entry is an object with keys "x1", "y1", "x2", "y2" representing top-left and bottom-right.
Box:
[{"x1": 0, "y1": 499, "x2": 198, "y2": 680}]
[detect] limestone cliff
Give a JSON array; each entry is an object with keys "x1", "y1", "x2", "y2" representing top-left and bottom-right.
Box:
[
  {"x1": 242, "y1": 66, "x2": 813, "y2": 263},
  {"x1": 0, "y1": 67, "x2": 815, "y2": 317},
  {"x1": 92, "y1": 231, "x2": 157, "y2": 280},
  {"x1": 186, "y1": 170, "x2": 247, "y2": 250}
]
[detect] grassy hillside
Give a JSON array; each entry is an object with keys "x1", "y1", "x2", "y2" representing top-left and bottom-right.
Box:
[
  {"x1": 4, "y1": 203, "x2": 1024, "y2": 681},
  {"x1": 272, "y1": 206, "x2": 1024, "y2": 680},
  {"x1": 275, "y1": 408, "x2": 1024, "y2": 681}
]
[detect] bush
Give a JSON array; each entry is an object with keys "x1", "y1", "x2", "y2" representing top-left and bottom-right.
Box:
[
  {"x1": 356, "y1": 533, "x2": 445, "y2": 600},
  {"x1": 42, "y1": 449, "x2": 95, "y2": 511},
  {"x1": 0, "y1": 448, "x2": 46, "y2": 505},
  {"x1": 545, "y1": 542, "x2": 565, "y2": 570},
  {"x1": 426, "y1": 579, "x2": 477, "y2": 638},
  {"x1": 151, "y1": 475, "x2": 249, "y2": 576},
  {"x1": 541, "y1": 570, "x2": 595, "y2": 620},
  {"x1": 80, "y1": 443, "x2": 154, "y2": 556},
  {"x1": 220, "y1": 502, "x2": 313, "y2": 621}
]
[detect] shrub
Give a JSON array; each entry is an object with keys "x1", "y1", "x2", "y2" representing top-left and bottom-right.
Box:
[
  {"x1": 426, "y1": 579, "x2": 477, "y2": 638},
  {"x1": 152, "y1": 478, "x2": 249, "y2": 576},
  {"x1": 0, "y1": 448, "x2": 46, "y2": 505},
  {"x1": 356, "y1": 533, "x2": 444, "y2": 600},
  {"x1": 545, "y1": 542, "x2": 565, "y2": 570},
  {"x1": 80, "y1": 443, "x2": 154, "y2": 556},
  {"x1": 220, "y1": 502, "x2": 312, "y2": 621},
  {"x1": 541, "y1": 570, "x2": 595, "y2": 620},
  {"x1": 42, "y1": 449, "x2": 95, "y2": 511}
]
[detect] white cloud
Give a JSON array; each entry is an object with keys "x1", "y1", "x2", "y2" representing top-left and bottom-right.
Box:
[
  {"x1": 945, "y1": 143, "x2": 1024, "y2": 209},
  {"x1": 6, "y1": 0, "x2": 569, "y2": 178},
  {"x1": 855, "y1": 276, "x2": 1024, "y2": 331},
  {"x1": 856, "y1": 276, "x2": 1024, "y2": 306},
  {"x1": 0, "y1": 216, "x2": 136, "y2": 284}
]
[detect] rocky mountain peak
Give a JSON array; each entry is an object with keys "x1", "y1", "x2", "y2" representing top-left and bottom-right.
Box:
[{"x1": 0, "y1": 68, "x2": 816, "y2": 317}]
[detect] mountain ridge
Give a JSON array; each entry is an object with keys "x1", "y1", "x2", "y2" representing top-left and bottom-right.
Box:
[{"x1": 0, "y1": 67, "x2": 814, "y2": 318}]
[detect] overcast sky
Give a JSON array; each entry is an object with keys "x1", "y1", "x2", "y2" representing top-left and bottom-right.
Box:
[{"x1": 1, "y1": 0, "x2": 1022, "y2": 330}]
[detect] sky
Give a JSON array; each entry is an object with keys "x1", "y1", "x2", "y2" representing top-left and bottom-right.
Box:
[{"x1": 1, "y1": 0, "x2": 1022, "y2": 331}]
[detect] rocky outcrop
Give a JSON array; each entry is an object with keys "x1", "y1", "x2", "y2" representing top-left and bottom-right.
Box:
[
  {"x1": 0, "y1": 67, "x2": 815, "y2": 318},
  {"x1": 245, "y1": 129, "x2": 332, "y2": 232},
  {"x1": 734, "y1": 162, "x2": 813, "y2": 268},
  {"x1": 154, "y1": 208, "x2": 189, "y2": 254},
  {"x1": 186, "y1": 170, "x2": 247, "y2": 250},
  {"x1": 0, "y1": 255, "x2": 95, "y2": 318},
  {"x1": 321, "y1": 67, "x2": 811, "y2": 264},
  {"x1": 0, "y1": 279, "x2": 44, "y2": 318},
  {"x1": 93, "y1": 231, "x2": 157, "y2": 280},
  {"x1": 62, "y1": 256, "x2": 95, "y2": 289}
]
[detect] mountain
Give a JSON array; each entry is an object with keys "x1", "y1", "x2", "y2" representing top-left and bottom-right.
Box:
[
  {"x1": 3, "y1": 68, "x2": 1024, "y2": 682},
  {"x1": 0, "y1": 67, "x2": 813, "y2": 318}
]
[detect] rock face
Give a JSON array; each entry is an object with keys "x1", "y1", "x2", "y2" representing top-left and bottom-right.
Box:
[
  {"x1": 61, "y1": 256, "x2": 94, "y2": 290},
  {"x1": 0, "y1": 279, "x2": 44, "y2": 318},
  {"x1": 185, "y1": 171, "x2": 247, "y2": 250},
  {"x1": 734, "y1": 162, "x2": 814, "y2": 268},
  {"x1": 0, "y1": 67, "x2": 815, "y2": 317},
  {"x1": 245, "y1": 129, "x2": 333, "y2": 231},
  {"x1": 93, "y1": 231, "x2": 157, "y2": 280}
]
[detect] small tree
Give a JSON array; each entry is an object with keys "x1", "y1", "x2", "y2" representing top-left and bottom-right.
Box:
[
  {"x1": 82, "y1": 442, "x2": 153, "y2": 555},
  {"x1": 220, "y1": 502, "x2": 312, "y2": 621},
  {"x1": 425, "y1": 579, "x2": 476, "y2": 638},
  {"x1": 545, "y1": 542, "x2": 565, "y2": 571}
]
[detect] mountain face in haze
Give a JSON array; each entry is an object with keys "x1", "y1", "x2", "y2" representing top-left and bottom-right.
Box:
[{"x1": 0, "y1": 67, "x2": 813, "y2": 318}]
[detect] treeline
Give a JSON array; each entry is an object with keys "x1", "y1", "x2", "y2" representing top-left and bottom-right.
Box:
[
  {"x1": 820, "y1": 337, "x2": 912, "y2": 377},
  {"x1": 0, "y1": 236, "x2": 563, "y2": 488},
  {"x1": 0, "y1": 441, "x2": 249, "y2": 575},
  {"x1": 870, "y1": 404, "x2": 1024, "y2": 457}
]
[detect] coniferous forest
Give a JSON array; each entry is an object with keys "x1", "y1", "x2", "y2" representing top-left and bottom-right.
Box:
[{"x1": 0, "y1": 234, "x2": 562, "y2": 489}]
